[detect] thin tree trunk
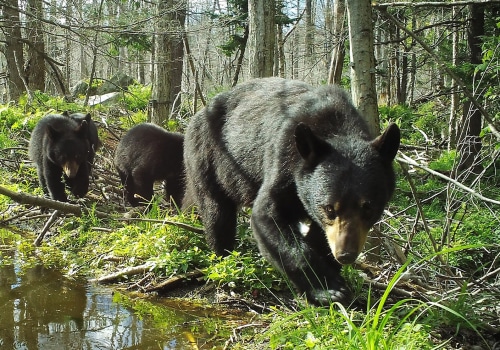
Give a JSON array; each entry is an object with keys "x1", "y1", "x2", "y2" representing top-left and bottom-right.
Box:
[
  {"x1": 26, "y1": 0, "x2": 46, "y2": 92},
  {"x1": 346, "y1": 0, "x2": 379, "y2": 137},
  {"x1": 151, "y1": 0, "x2": 186, "y2": 125},
  {"x1": 328, "y1": 0, "x2": 346, "y2": 84},
  {"x1": 2, "y1": 0, "x2": 25, "y2": 101},
  {"x1": 456, "y1": 4, "x2": 484, "y2": 174},
  {"x1": 248, "y1": 0, "x2": 275, "y2": 78}
]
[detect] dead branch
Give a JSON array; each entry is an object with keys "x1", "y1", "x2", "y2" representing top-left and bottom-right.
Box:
[
  {"x1": 122, "y1": 217, "x2": 204, "y2": 234},
  {"x1": 397, "y1": 153, "x2": 500, "y2": 206},
  {"x1": 144, "y1": 269, "x2": 204, "y2": 293},
  {"x1": 90, "y1": 262, "x2": 155, "y2": 284},
  {"x1": 0, "y1": 185, "x2": 108, "y2": 217},
  {"x1": 34, "y1": 210, "x2": 61, "y2": 246},
  {"x1": 375, "y1": 0, "x2": 500, "y2": 8}
]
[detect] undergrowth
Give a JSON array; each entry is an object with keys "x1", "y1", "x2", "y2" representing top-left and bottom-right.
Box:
[{"x1": 0, "y1": 91, "x2": 498, "y2": 349}]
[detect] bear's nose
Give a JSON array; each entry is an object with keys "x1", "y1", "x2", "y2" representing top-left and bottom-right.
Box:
[{"x1": 336, "y1": 252, "x2": 358, "y2": 265}]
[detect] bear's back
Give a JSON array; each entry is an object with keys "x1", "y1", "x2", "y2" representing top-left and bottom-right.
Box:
[{"x1": 184, "y1": 78, "x2": 373, "y2": 205}]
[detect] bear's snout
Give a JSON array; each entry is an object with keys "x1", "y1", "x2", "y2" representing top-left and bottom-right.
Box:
[
  {"x1": 63, "y1": 161, "x2": 80, "y2": 178},
  {"x1": 325, "y1": 218, "x2": 369, "y2": 265}
]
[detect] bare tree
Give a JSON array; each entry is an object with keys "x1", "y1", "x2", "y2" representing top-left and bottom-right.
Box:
[
  {"x1": 248, "y1": 0, "x2": 275, "y2": 78},
  {"x1": 25, "y1": 0, "x2": 46, "y2": 92},
  {"x1": 1, "y1": 0, "x2": 25, "y2": 101},
  {"x1": 328, "y1": 0, "x2": 346, "y2": 84},
  {"x1": 346, "y1": 0, "x2": 379, "y2": 137},
  {"x1": 151, "y1": 0, "x2": 186, "y2": 125}
]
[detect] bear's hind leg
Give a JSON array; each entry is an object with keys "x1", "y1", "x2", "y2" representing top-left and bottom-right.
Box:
[{"x1": 199, "y1": 194, "x2": 237, "y2": 256}]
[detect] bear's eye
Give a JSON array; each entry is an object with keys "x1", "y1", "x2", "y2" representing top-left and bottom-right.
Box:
[
  {"x1": 324, "y1": 205, "x2": 336, "y2": 219},
  {"x1": 360, "y1": 200, "x2": 372, "y2": 215}
]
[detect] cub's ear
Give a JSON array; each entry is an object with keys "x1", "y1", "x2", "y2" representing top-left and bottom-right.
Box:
[
  {"x1": 371, "y1": 123, "x2": 400, "y2": 162},
  {"x1": 84, "y1": 113, "x2": 92, "y2": 123},
  {"x1": 294, "y1": 122, "x2": 330, "y2": 167},
  {"x1": 76, "y1": 119, "x2": 89, "y2": 135},
  {"x1": 62, "y1": 111, "x2": 70, "y2": 117}
]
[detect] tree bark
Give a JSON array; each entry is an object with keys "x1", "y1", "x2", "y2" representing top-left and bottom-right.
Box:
[
  {"x1": 328, "y1": 0, "x2": 346, "y2": 85},
  {"x1": 151, "y1": 0, "x2": 186, "y2": 125},
  {"x1": 456, "y1": 4, "x2": 485, "y2": 174},
  {"x1": 26, "y1": 0, "x2": 46, "y2": 92},
  {"x1": 248, "y1": 0, "x2": 275, "y2": 78},
  {"x1": 346, "y1": 0, "x2": 380, "y2": 137},
  {"x1": 2, "y1": 0, "x2": 25, "y2": 101}
]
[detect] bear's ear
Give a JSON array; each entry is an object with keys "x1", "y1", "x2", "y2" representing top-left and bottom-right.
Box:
[
  {"x1": 84, "y1": 113, "x2": 92, "y2": 123},
  {"x1": 76, "y1": 119, "x2": 89, "y2": 135},
  {"x1": 46, "y1": 125, "x2": 61, "y2": 141},
  {"x1": 62, "y1": 111, "x2": 70, "y2": 117},
  {"x1": 295, "y1": 122, "x2": 330, "y2": 167},
  {"x1": 371, "y1": 123, "x2": 400, "y2": 162}
]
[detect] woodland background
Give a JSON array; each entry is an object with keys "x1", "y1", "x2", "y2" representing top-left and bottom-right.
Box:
[{"x1": 1, "y1": 0, "x2": 500, "y2": 348}]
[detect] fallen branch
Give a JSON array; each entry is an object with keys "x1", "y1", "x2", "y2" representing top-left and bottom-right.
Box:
[
  {"x1": 122, "y1": 217, "x2": 204, "y2": 234},
  {"x1": 90, "y1": 262, "x2": 155, "y2": 284},
  {"x1": 0, "y1": 185, "x2": 204, "y2": 234},
  {"x1": 0, "y1": 185, "x2": 108, "y2": 217},
  {"x1": 144, "y1": 269, "x2": 204, "y2": 293},
  {"x1": 34, "y1": 210, "x2": 61, "y2": 246}
]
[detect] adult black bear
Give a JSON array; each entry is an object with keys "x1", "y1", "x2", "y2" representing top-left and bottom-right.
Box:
[
  {"x1": 62, "y1": 111, "x2": 101, "y2": 169},
  {"x1": 29, "y1": 114, "x2": 93, "y2": 202},
  {"x1": 183, "y1": 78, "x2": 400, "y2": 306},
  {"x1": 114, "y1": 123, "x2": 184, "y2": 207}
]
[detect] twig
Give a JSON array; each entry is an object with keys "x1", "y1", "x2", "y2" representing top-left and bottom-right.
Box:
[
  {"x1": 144, "y1": 270, "x2": 204, "y2": 293},
  {"x1": 122, "y1": 217, "x2": 204, "y2": 234},
  {"x1": 90, "y1": 262, "x2": 155, "y2": 284},
  {"x1": 34, "y1": 210, "x2": 61, "y2": 246},
  {"x1": 0, "y1": 185, "x2": 203, "y2": 234},
  {"x1": 397, "y1": 153, "x2": 500, "y2": 206},
  {"x1": 0, "y1": 185, "x2": 108, "y2": 217}
]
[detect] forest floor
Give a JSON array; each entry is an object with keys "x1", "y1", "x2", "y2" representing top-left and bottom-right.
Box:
[{"x1": 1, "y1": 112, "x2": 499, "y2": 349}]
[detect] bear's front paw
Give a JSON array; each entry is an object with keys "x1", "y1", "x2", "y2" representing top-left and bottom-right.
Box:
[{"x1": 305, "y1": 285, "x2": 352, "y2": 306}]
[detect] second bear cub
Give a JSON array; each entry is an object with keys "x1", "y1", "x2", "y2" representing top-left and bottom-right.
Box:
[{"x1": 114, "y1": 123, "x2": 184, "y2": 207}]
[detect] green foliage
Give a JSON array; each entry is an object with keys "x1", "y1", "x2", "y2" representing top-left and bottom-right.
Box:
[
  {"x1": 119, "y1": 84, "x2": 151, "y2": 111},
  {"x1": 428, "y1": 150, "x2": 458, "y2": 172},
  {"x1": 379, "y1": 102, "x2": 447, "y2": 144},
  {"x1": 205, "y1": 251, "x2": 283, "y2": 293}
]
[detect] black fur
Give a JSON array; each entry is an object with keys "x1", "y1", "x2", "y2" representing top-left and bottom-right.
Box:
[
  {"x1": 29, "y1": 114, "x2": 92, "y2": 202},
  {"x1": 114, "y1": 123, "x2": 184, "y2": 207},
  {"x1": 183, "y1": 78, "x2": 400, "y2": 306}
]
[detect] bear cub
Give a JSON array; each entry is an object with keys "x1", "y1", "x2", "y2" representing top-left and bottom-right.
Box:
[
  {"x1": 183, "y1": 78, "x2": 400, "y2": 306},
  {"x1": 62, "y1": 111, "x2": 101, "y2": 170},
  {"x1": 29, "y1": 113, "x2": 96, "y2": 202},
  {"x1": 114, "y1": 123, "x2": 184, "y2": 207}
]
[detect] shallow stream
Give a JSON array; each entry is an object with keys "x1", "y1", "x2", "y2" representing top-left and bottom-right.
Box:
[{"x1": 0, "y1": 259, "x2": 253, "y2": 349}]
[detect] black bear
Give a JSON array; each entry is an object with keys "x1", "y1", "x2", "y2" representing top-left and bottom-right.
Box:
[
  {"x1": 62, "y1": 111, "x2": 101, "y2": 170},
  {"x1": 183, "y1": 78, "x2": 400, "y2": 306},
  {"x1": 114, "y1": 123, "x2": 184, "y2": 207},
  {"x1": 29, "y1": 114, "x2": 93, "y2": 202}
]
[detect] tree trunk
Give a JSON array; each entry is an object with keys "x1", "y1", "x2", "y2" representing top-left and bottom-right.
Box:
[
  {"x1": 26, "y1": 0, "x2": 46, "y2": 92},
  {"x1": 456, "y1": 4, "x2": 484, "y2": 174},
  {"x1": 2, "y1": 0, "x2": 25, "y2": 101},
  {"x1": 328, "y1": 0, "x2": 346, "y2": 84},
  {"x1": 151, "y1": 0, "x2": 186, "y2": 125},
  {"x1": 248, "y1": 0, "x2": 275, "y2": 78},
  {"x1": 346, "y1": 0, "x2": 379, "y2": 137}
]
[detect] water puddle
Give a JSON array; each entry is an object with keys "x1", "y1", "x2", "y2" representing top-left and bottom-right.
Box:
[{"x1": 0, "y1": 261, "x2": 253, "y2": 349}]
